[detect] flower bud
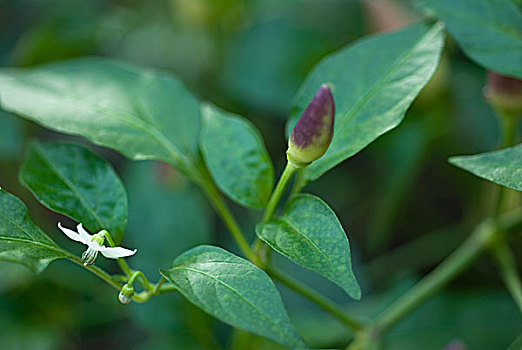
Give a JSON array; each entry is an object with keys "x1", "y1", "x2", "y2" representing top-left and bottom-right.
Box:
[
  {"x1": 118, "y1": 283, "x2": 134, "y2": 305},
  {"x1": 484, "y1": 71, "x2": 522, "y2": 114},
  {"x1": 287, "y1": 84, "x2": 335, "y2": 168}
]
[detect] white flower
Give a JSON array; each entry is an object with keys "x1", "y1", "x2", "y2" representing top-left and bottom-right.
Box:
[{"x1": 58, "y1": 222, "x2": 136, "y2": 265}]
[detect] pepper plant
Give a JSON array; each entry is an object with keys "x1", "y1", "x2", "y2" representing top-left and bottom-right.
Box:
[{"x1": 0, "y1": 0, "x2": 521, "y2": 349}]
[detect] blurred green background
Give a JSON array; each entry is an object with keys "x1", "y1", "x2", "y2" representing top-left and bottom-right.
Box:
[{"x1": 0, "y1": 0, "x2": 520, "y2": 349}]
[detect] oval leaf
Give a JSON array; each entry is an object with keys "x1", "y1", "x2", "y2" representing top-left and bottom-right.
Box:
[
  {"x1": 0, "y1": 189, "x2": 68, "y2": 272},
  {"x1": 288, "y1": 23, "x2": 444, "y2": 181},
  {"x1": 420, "y1": 0, "x2": 522, "y2": 79},
  {"x1": 449, "y1": 143, "x2": 522, "y2": 191},
  {"x1": 200, "y1": 103, "x2": 274, "y2": 209},
  {"x1": 256, "y1": 194, "x2": 361, "y2": 299},
  {"x1": 0, "y1": 58, "x2": 201, "y2": 179},
  {"x1": 160, "y1": 245, "x2": 306, "y2": 348},
  {"x1": 20, "y1": 141, "x2": 128, "y2": 243}
]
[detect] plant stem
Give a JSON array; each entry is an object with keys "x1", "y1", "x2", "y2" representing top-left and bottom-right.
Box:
[
  {"x1": 370, "y1": 219, "x2": 496, "y2": 335},
  {"x1": 99, "y1": 230, "x2": 132, "y2": 277},
  {"x1": 289, "y1": 169, "x2": 307, "y2": 197},
  {"x1": 490, "y1": 110, "x2": 522, "y2": 313},
  {"x1": 201, "y1": 179, "x2": 258, "y2": 263},
  {"x1": 67, "y1": 254, "x2": 122, "y2": 291},
  {"x1": 263, "y1": 161, "x2": 299, "y2": 222},
  {"x1": 347, "y1": 207, "x2": 522, "y2": 348},
  {"x1": 492, "y1": 242, "x2": 522, "y2": 313},
  {"x1": 132, "y1": 276, "x2": 177, "y2": 303},
  {"x1": 128, "y1": 270, "x2": 153, "y2": 291},
  {"x1": 159, "y1": 283, "x2": 177, "y2": 293},
  {"x1": 253, "y1": 161, "x2": 298, "y2": 259},
  {"x1": 153, "y1": 276, "x2": 167, "y2": 295},
  {"x1": 267, "y1": 266, "x2": 363, "y2": 331},
  {"x1": 493, "y1": 110, "x2": 516, "y2": 218}
]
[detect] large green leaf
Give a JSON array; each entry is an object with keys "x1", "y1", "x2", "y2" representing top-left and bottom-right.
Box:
[
  {"x1": 420, "y1": 0, "x2": 522, "y2": 79},
  {"x1": 0, "y1": 58, "x2": 201, "y2": 179},
  {"x1": 287, "y1": 23, "x2": 444, "y2": 181},
  {"x1": 449, "y1": 143, "x2": 522, "y2": 191},
  {"x1": 160, "y1": 245, "x2": 306, "y2": 348},
  {"x1": 0, "y1": 189, "x2": 68, "y2": 272},
  {"x1": 200, "y1": 103, "x2": 274, "y2": 209},
  {"x1": 20, "y1": 141, "x2": 128, "y2": 243},
  {"x1": 508, "y1": 333, "x2": 522, "y2": 350},
  {"x1": 256, "y1": 194, "x2": 360, "y2": 299}
]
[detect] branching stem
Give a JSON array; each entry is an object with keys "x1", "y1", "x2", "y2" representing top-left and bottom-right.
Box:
[
  {"x1": 267, "y1": 266, "x2": 363, "y2": 331},
  {"x1": 347, "y1": 207, "x2": 522, "y2": 349}
]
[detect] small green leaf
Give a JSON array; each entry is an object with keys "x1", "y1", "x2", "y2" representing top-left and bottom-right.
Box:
[
  {"x1": 0, "y1": 58, "x2": 201, "y2": 179},
  {"x1": 200, "y1": 103, "x2": 274, "y2": 209},
  {"x1": 420, "y1": 0, "x2": 522, "y2": 79},
  {"x1": 160, "y1": 245, "x2": 306, "y2": 348},
  {"x1": 256, "y1": 194, "x2": 361, "y2": 299},
  {"x1": 287, "y1": 22, "x2": 444, "y2": 181},
  {"x1": 449, "y1": 143, "x2": 522, "y2": 191},
  {"x1": 0, "y1": 189, "x2": 68, "y2": 272},
  {"x1": 20, "y1": 141, "x2": 128, "y2": 243}
]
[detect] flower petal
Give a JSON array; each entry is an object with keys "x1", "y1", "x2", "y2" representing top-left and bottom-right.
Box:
[
  {"x1": 76, "y1": 223, "x2": 92, "y2": 243},
  {"x1": 98, "y1": 246, "x2": 137, "y2": 259},
  {"x1": 58, "y1": 222, "x2": 85, "y2": 244}
]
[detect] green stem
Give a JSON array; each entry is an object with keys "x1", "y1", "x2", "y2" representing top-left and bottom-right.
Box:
[
  {"x1": 69, "y1": 252, "x2": 176, "y2": 303},
  {"x1": 128, "y1": 270, "x2": 153, "y2": 291},
  {"x1": 132, "y1": 276, "x2": 177, "y2": 303},
  {"x1": 153, "y1": 276, "x2": 167, "y2": 295},
  {"x1": 493, "y1": 111, "x2": 516, "y2": 218},
  {"x1": 289, "y1": 168, "x2": 308, "y2": 197},
  {"x1": 201, "y1": 179, "x2": 258, "y2": 263},
  {"x1": 492, "y1": 242, "x2": 522, "y2": 314},
  {"x1": 262, "y1": 162, "x2": 299, "y2": 222},
  {"x1": 67, "y1": 254, "x2": 122, "y2": 291},
  {"x1": 490, "y1": 108, "x2": 521, "y2": 312},
  {"x1": 159, "y1": 282, "x2": 177, "y2": 293},
  {"x1": 370, "y1": 219, "x2": 496, "y2": 335},
  {"x1": 348, "y1": 208, "x2": 522, "y2": 347},
  {"x1": 99, "y1": 230, "x2": 132, "y2": 277},
  {"x1": 253, "y1": 161, "x2": 299, "y2": 259},
  {"x1": 267, "y1": 266, "x2": 363, "y2": 331}
]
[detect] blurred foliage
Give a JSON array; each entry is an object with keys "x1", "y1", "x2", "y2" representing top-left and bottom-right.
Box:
[{"x1": 0, "y1": 0, "x2": 520, "y2": 349}]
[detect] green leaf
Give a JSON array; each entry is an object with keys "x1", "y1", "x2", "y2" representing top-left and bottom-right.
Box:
[
  {"x1": 287, "y1": 23, "x2": 444, "y2": 181},
  {"x1": 256, "y1": 194, "x2": 361, "y2": 299},
  {"x1": 0, "y1": 189, "x2": 68, "y2": 272},
  {"x1": 420, "y1": 0, "x2": 522, "y2": 79},
  {"x1": 200, "y1": 103, "x2": 274, "y2": 209},
  {"x1": 449, "y1": 143, "x2": 522, "y2": 191},
  {"x1": 0, "y1": 58, "x2": 201, "y2": 179},
  {"x1": 508, "y1": 333, "x2": 522, "y2": 350},
  {"x1": 20, "y1": 141, "x2": 128, "y2": 243},
  {"x1": 160, "y1": 245, "x2": 306, "y2": 348}
]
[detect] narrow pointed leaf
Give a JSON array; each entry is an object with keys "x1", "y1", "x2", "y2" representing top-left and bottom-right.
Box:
[
  {"x1": 160, "y1": 245, "x2": 306, "y2": 348},
  {"x1": 20, "y1": 141, "x2": 128, "y2": 243},
  {"x1": 449, "y1": 144, "x2": 522, "y2": 191},
  {"x1": 420, "y1": 0, "x2": 522, "y2": 79},
  {"x1": 0, "y1": 58, "x2": 201, "y2": 179},
  {"x1": 256, "y1": 194, "x2": 361, "y2": 299},
  {"x1": 288, "y1": 23, "x2": 444, "y2": 181},
  {"x1": 200, "y1": 103, "x2": 274, "y2": 209},
  {"x1": 0, "y1": 189, "x2": 68, "y2": 272}
]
